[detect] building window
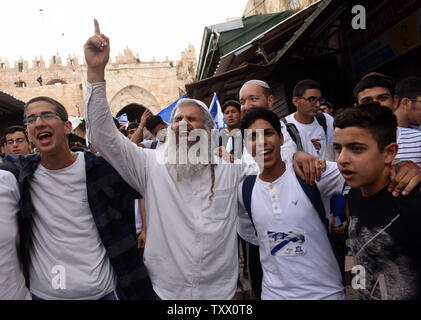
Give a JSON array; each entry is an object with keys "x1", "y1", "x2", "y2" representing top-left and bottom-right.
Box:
[
  {"x1": 36, "y1": 61, "x2": 41, "y2": 67},
  {"x1": 46, "y1": 79, "x2": 67, "y2": 86},
  {"x1": 18, "y1": 63, "x2": 23, "y2": 72},
  {"x1": 1, "y1": 63, "x2": 5, "y2": 70},
  {"x1": 15, "y1": 81, "x2": 26, "y2": 87}
]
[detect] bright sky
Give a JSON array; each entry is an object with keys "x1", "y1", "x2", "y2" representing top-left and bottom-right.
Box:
[{"x1": 1, "y1": 0, "x2": 249, "y2": 66}]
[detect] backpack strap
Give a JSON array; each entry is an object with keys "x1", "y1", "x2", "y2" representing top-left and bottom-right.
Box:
[
  {"x1": 295, "y1": 174, "x2": 344, "y2": 273},
  {"x1": 242, "y1": 174, "x2": 258, "y2": 236},
  {"x1": 281, "y1": 118, "x2": 304, "y2": 151},
  {"x1": 150, "y1": 140, "x2": 159, "y2": 149},
  {"x1": 315, "y1": 112, "x2": 328, "y2": 136},
  {"x1": 296, "y1": 174, "x2": 327, "y2": 227}
]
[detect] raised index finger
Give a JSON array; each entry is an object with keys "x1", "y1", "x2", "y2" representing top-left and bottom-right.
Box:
[{"x1": 94, "y1": 19, "x2": 100, "y2": 35}]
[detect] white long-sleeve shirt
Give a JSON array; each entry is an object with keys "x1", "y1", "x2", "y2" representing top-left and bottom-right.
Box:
[{"x1": 85, "y1": 82, "x2": 253, "y2": 299}]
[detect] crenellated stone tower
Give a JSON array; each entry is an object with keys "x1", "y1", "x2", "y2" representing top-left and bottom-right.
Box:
[{"x1": 0, "y1": 46, "x2": 196, "y2": 119}]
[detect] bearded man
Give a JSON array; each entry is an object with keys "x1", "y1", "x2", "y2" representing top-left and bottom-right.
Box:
[{"x1": 84, "y1": 20, "x2": 256, "y2": 300}]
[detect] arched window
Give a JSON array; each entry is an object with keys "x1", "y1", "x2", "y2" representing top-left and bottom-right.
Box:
[
  {"x1": 46, "y1": 79, "x2": 68, "y2": 86},
  {"x1": 15, "y1": 81, "x2": 26, "y2": 87}
]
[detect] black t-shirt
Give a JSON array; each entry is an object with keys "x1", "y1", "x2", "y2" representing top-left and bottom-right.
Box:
[{"x1": 348, "y1": 185, "x2": 421, "y2": 300}]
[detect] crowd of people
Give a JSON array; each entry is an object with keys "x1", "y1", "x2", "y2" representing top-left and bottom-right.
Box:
[{"x1": 1, "y1": 19, "x2": 421, "y2": 300}]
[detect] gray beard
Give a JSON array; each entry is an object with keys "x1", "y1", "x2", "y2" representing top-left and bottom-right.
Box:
[
  {"x1": 163, "y1": 131, "x2": 212, "y2": 180},
  {"x1": 167, "y1": 161, "x2": 208, "y2": 180}
]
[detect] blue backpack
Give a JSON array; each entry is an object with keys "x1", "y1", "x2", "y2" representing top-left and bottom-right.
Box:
[{"x1": 242, "y1": 174, "x2": 344, "y2": 273}]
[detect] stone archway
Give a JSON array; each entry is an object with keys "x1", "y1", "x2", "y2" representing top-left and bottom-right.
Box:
[{"x1": 110, "y1": 85, "x2": 161, "y2": 117}]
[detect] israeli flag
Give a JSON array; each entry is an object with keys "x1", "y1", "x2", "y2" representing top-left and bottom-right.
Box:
[
  {"x1": 117, "y1": 113, "x2": 129, "y2": 124},
  {"x1": 158, "y1": 93, "x2": 187, "y2": 124},
  {"x1": 209, "y1": 92, "x2": 225, "y2": 129}
]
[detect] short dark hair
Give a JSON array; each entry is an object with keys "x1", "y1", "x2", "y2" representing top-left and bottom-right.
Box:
[
  {"x1": 241, "y1": 107, "x2": 282, "y2": 135},
  {"x1": 353, "y1": 74, "x2": 395, "y2": 103},
  {"x1": 0, "y1": 136, "x2": 5, "y2": 147},
  {"x1": 334, "y1": 103, "x2": 397, "y2": 151},
  {"x1": 146, "y1": 115, "x2": 165, "y2": 132},
  {"x1": 120, "y1": 128, "x2": 128, "y2": 136},
  {"x1": 112, "y1": 117, "x2": 120, "y2": 129},
  {"x1": 24, "y1": 96, "x2": 68, "y2": 121},
  {"x1": 2, "y1": 125, "x2": 29, "y2": 143},
  {"x1": 127, "y1": 122, "x2": 139, "y2": 131},
  {"x1": 221, "y1": 100, "x2": 241, "y2": 113},
  {"x1": 293, "y1": 79, "x2": 321, "y2": 98},
  {"x1": 395, "y1": 76, "x2": 421, "y2": 100}
]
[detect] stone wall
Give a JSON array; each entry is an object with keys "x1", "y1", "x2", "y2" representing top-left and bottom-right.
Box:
[{"x1": 0, "y1": 46, "x2": 196, "y2": 118}]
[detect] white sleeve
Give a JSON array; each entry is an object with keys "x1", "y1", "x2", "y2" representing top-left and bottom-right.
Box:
[
  {"x1": 315, "y1": 161, "x2": 345, "y2": 198},
  {"x1": 141, "y1": 140, "x2": 154, "y2": 148},
  {"x1": 0, "y1": 170, "x2": 19, "y2": 202},
  {"x1": 325, "y1": 113, "x2": 335, "y2": 145},
  {"x1": 280, "y1": 121, "x2": 298, "y2": 162},
  {"x1": 237, "y1": 181, "x2": 259, "y2": 245},
  {"x1": 84, "y1": 82, "x2": 148, "y2": 195}
]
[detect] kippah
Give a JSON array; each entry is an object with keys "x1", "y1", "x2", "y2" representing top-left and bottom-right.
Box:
[{"x1": 243, "y1": 79, "x2": 271, "y2": 89}]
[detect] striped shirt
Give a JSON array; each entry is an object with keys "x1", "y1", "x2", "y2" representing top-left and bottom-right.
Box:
[{"x1": 396, "y1": 127, "x2": 421, "y2": 167}]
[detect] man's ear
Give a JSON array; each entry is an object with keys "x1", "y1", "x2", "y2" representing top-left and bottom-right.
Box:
[
  {"x1": 292, "y1": 97, "x2": 300, "y2": 108},
  {"x1": 400, "y1": 97, "x2": 410, "y2": 111},
  {"x1": 64, "y1": 121, "x2": 73, "y2": 135},
  {"x1": 268, "y1": 95, "x2": 275, "y2": 109},
  {"x1": 384, "y1": 142, "x2": 399, "y2": 164}
]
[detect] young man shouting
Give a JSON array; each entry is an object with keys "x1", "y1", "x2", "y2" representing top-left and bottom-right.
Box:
[{"x1": 238, "y1": 107, "x2": 345, "y2": 299}]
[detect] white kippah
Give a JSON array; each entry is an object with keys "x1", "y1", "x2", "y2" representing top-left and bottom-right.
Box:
[{"x1": 243, "y1": 79, "x2": 271, "y2": 89}]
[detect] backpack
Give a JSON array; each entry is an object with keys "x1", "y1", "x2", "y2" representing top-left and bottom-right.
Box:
[
  {"x1": 280, "y1": 113, "x2": 328, "y2": 152},
  {"x1": 150, "y1": 140, "x2": 159, "y2": 150},
  {"x1": 241, "y1": 173, "x2": 344, "y2": 274}
]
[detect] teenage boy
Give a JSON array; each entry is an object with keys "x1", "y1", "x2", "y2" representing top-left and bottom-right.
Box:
[
  {"x1": 395, "y1": 77, "x2": 421, "y2": 130},
  {"x1": 2, "y1": 125, "x2": 32, "y2": 156},
  {"x1": 0, "y1": 96, "x2": 153, "y2": 300},
  {"x1": 238, "y1": 107, "x2": 345, "y2": 299},
  {"x1": 284, "y1": 79, "x2": 334, "y2": 160},
  {"x1": 333, "y1": 103, "x2": 421, "y2": 300},
  {"x1": 354, "y1": 74, "x2": 421, "y2": 168}
]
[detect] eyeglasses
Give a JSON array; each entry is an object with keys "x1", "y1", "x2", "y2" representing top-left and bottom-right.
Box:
[
  {"x1": 300, "y1": 96, "x2": 326, "y2": 105},
  {"x1": 409, "y1": 99, "x2": 421, "y2": 103},
  {"x1": 24, "y1": 112, "x2": 60, "y2": 125},
  {"x1": 6, "y1": 138, "x2": 26, "y2": 145}
]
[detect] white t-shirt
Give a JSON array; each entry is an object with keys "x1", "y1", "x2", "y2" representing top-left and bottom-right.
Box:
[
  {"x1": 29, "y1": 152, "x2": 117, "y2": 299},
  {"x1": 234, "y1": 120, "x2": 296, "y2": 245},
  {"x1": 135, "y1": 199, "x2": 143, "y2": 235},
  {"x1": 284, "y1": 113, "x2": 334, "y2": 159},
  {"x1": 238, "y1": 162, "x2": 345, "y2": 300},
  {"x1": 0, "y1": 170, "x2": 31, "y2": 300},
  {"x1": 396, "y1": 126, "x2": 421, "y2": 167}
]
